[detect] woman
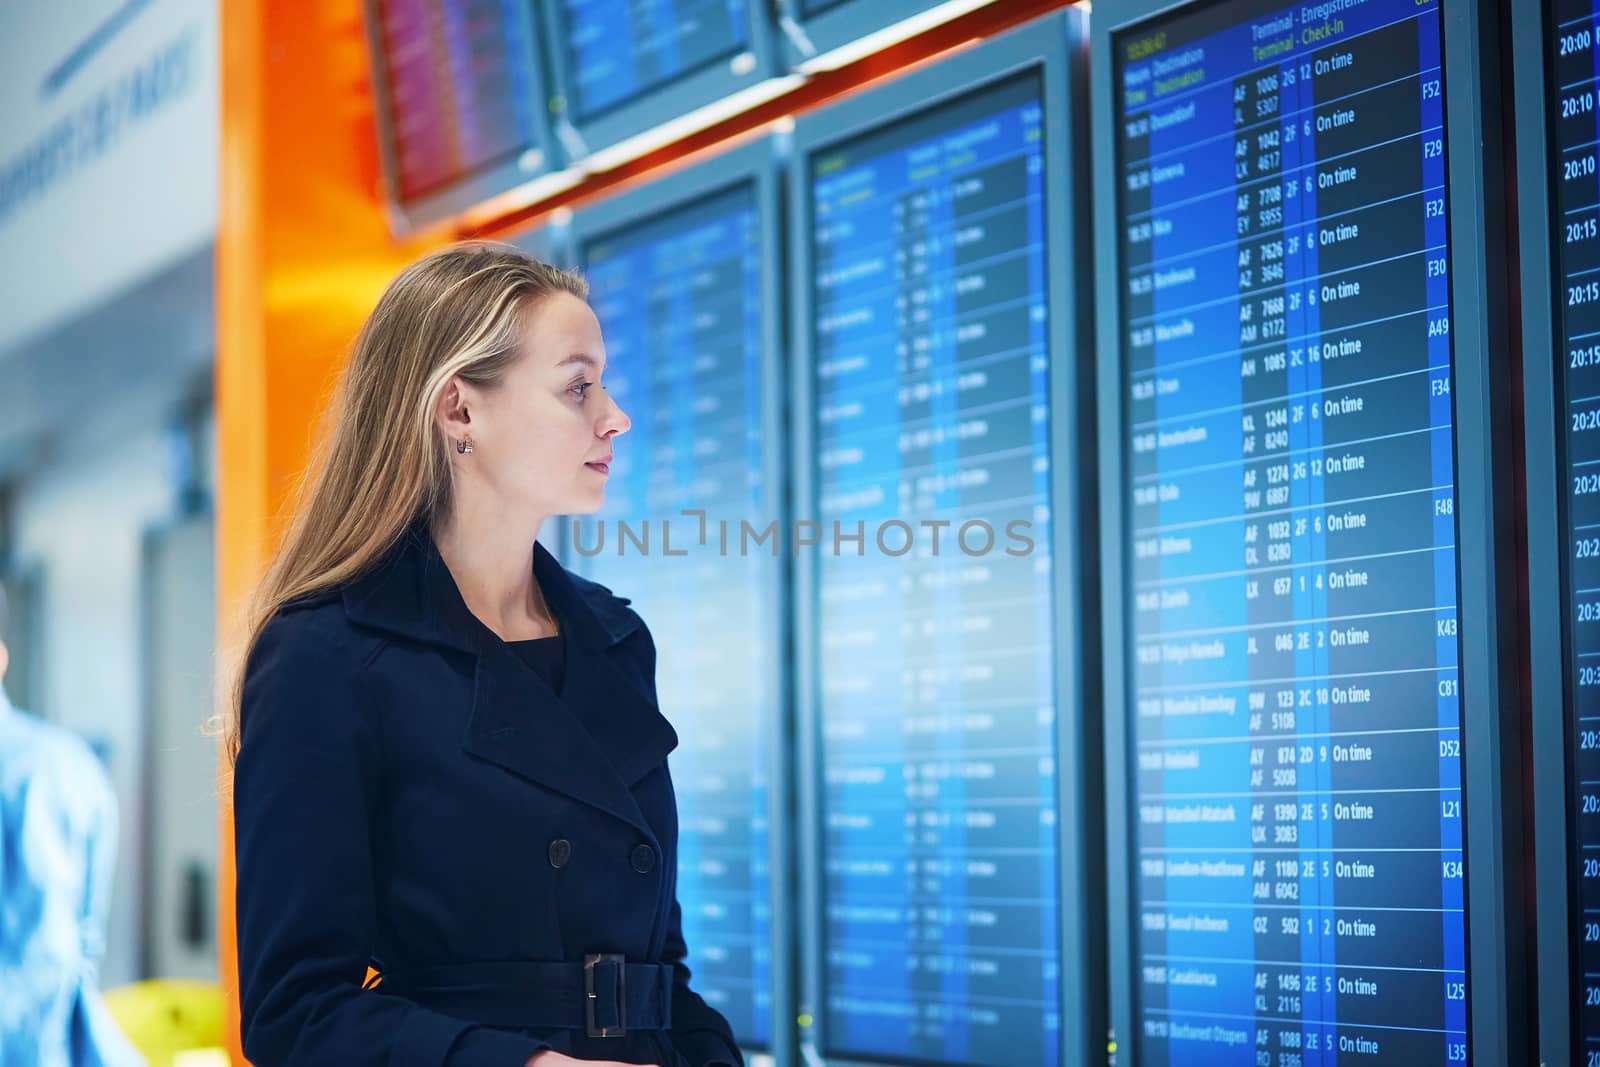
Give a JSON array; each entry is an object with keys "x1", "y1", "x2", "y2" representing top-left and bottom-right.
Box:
[{"x1": 227, "y1": 242, "x2": 742, "y2": 1067}]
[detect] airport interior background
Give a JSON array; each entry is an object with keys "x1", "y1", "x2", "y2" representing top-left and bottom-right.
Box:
[{"x1": 0, "y1": 0, "x2": 1584, "y2": 1065}]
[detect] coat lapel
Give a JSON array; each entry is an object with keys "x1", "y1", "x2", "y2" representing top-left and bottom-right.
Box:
[
  {"x1": 342, "y1": 522, "x2": 678, "y2": 840},
  {"x1": 557, "y1": 636, "x2": 680, "y2": 789},
  {"x1": 463, "y1": 644, "x2": 661, "y2": 836}
]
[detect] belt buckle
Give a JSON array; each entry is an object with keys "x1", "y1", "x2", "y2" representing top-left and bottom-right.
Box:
[{"x1": 584, "y1": 953, "x2": 627, "y2": 1038}]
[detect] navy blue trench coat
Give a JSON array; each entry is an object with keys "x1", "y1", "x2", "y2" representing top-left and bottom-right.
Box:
[{"x1": 233, "y1": 522, "x2": 743, "y2": 1067}]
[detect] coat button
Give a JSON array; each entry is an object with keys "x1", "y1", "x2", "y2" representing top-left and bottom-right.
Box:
[
  {"x1": 548, "y1": 838, "x2": 571, "y2": 869},
  {"x1": 630, "y1": 843, "x2": 656, "y2": 873}
]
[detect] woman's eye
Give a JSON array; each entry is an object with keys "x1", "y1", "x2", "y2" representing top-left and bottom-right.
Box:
[{"x1": 570, "y1": 381, "x2": 592, "y2": 401}]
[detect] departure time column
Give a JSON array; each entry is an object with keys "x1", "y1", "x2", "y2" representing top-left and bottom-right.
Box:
[{"x1": 1549, "y1": 0, "x2": 1600, "y2": 1053}]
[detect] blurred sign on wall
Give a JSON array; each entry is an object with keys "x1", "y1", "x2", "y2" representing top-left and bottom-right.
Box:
[{"x1": 0, "y1": 0, "x2": 217, "y2": 358}]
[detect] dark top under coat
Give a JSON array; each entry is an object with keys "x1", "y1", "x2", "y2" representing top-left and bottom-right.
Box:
[{"x1": 507, "y1": 632, "x2": 565, "y2": 696}]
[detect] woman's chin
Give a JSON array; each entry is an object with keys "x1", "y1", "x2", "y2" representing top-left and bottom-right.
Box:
[{"x1": 563, "y1": 490, "x2": 608, "y2": 516}]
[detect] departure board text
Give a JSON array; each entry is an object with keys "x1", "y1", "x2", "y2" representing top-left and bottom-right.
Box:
[
  {"x1": 810, "y1": 73, "x2": 1062, "y2": 1067},
  {"x1": 1115, "y1": 0, "x2": 1468, "y2": 1062}
]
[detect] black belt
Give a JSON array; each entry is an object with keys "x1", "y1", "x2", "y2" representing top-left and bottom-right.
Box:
[{"x1": 379, "y1": 954, "x2": 674, "y2": 1038}]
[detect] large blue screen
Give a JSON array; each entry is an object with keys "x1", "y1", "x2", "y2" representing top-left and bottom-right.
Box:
[
  {"x1": 576, "y1": 182, "x2": 775, "y2": 1047},
  {"x1": 808, "y1": 72, "x2": 1062, "y2": 1067},
  {"x1": 1114, "y1": 0, "x2": 1467, "y2": 1062}
]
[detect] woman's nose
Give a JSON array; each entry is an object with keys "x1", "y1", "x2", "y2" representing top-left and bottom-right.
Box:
[{"x1": 600, "y1": 393, "x2": 630, "y2": 437}]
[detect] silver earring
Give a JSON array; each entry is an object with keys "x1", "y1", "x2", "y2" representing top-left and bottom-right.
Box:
[{"x1": 456, "y1": 436, "x2": 474, "y2": 455}]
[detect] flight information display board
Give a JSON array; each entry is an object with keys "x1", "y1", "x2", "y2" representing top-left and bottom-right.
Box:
[
  {"x1": 553, "y1": 0, "x2": 750, "y2": 121},
  {"x1": 1113, "y1": 0, "x2": 1468, "y2": 1062},
  {"x1": 371, "y1": 0, "x2": 544, "y2": 200},
  {"x1": 1544, "y1": 0, "x2": 1600, "y2": 1056},
  {"x1": 575, "y1": 183, "x2": 775, "y2": 1046},
  {"x1": 808, "y1": 72, "x2": 1061, "y2": 1066}
]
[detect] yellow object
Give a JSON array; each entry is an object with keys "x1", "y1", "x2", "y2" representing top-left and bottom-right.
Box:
[
  {"x1": 102, "y1": 979, "x2": 224, "y2": 1067},
  {"x1": 173, "y1": 1051, "x2": 229, "y2": 1067}
]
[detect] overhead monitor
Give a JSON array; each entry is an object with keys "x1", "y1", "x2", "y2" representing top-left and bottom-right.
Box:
[
  {"x1": 790, "y1": 13, "x2": 1096, "y2": 1066},
  {"x1": 1102, "y1": 0, "x2": 1471, "y2": 1061},
  {"x1": 773, "y1": 0, "x2": 954, "y2": 71},
  {"x1": 540, "y1": 0, "x2": 779, "y2": 161},
  {"x1": 364, "y1": 0, "x2": 559, "y2": 233},
  {"x1": 567, "y1": 138, "x2": 788, "y2": 1056}
]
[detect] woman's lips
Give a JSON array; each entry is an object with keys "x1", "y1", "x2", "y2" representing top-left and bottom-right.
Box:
[{"x1": 585, "y1": 459, "x2": 610, "y2": 475}]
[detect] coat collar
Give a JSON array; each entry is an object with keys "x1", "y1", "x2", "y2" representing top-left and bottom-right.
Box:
[
  {"x1": 341, "y1": 520, "x2": 676, "y2": 839},
  {"x1": 342, "y1": 520, "x2": 641, "y2": 658}
]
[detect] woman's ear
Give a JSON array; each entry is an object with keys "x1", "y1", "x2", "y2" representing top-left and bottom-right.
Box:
[{"x1": 433, "y1": 377, "x2": 474, "y2": 441}]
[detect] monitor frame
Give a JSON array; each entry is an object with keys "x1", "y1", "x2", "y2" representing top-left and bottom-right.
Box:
[
  {"x1": 1513, "y1": 0, "x2": 1588, "y2": 1064},
  {"x1": 1090, "y1": 0, "x2": 1529, "y2": 1062},
  {"x1": 563, "y1": 136, "x2": 795, "y2": 1067},
  {"x1": 773, "y1": 0, "x2": 963, "y2": 70},
  {"x1": 539, "y1": 1, "x2": 781, "y2": 164},
  {"x1": 787, "y1": 12, "x2": 1101, "y2": 1066},
  {"x1": 361, "y1": 0, "x2": 563, "y2": 237}
]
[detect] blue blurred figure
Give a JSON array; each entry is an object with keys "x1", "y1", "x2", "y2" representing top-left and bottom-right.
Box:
[{"x1": 0, "y1": 586, "x2": 143, "y2": 1066}]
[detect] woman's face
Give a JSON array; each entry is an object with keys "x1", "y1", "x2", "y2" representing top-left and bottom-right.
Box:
[{"x1": 462, "y1": 292, "x2": 630, "y2": 517}]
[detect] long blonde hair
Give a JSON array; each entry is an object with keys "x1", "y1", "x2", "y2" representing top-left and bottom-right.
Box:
[{"x1": 222, "y1": 241, "x2": 587, "y2": 766}]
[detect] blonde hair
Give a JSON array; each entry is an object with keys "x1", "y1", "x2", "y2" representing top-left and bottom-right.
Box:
[{"x1": 222, "y1": 240, "x2": 587, "y2": 766}]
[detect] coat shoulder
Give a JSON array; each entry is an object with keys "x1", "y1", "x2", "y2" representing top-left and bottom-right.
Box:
[
  {"x1": 256, "y1": 589, "x2": 384, "y2": 677},
  {"x1": 240, "y1": 594, "x2": 388, "y2": 754},
  {"x1": 269, "y1": 589, "x2": 348, "y2": 641}
]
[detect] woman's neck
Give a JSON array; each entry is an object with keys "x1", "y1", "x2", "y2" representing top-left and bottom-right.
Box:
[{"x1": 429, "y1": 501, "x2": 556, "y2": 641}]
